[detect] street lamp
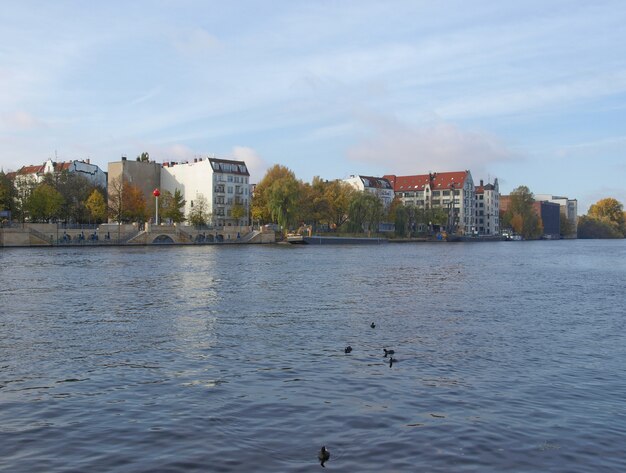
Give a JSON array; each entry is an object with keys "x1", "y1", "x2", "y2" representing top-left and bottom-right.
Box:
[{"x1": 153, "y1": 188, "x2": 160, "y2": 225}]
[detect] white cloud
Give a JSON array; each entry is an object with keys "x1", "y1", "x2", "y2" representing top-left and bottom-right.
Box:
[
  {"x1": 1, "y1": 111, "x2": 47, "y2": 131},
  {"x1": 232, "y1": 146, "x2": 269, "y2": 183},
  {"x1": 172, "y1": 28, "x2": 220, "y2": 57},
  {"x1": 347, "y1": 117, "x2": 520, "y2": 178}
]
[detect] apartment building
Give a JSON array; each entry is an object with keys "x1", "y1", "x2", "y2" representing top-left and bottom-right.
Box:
[
  {"x1": 383, "y1": 170, "x2": 476, "y2": 234},
  {"x1": 343, "y1": 175, "x2": 394, "y2": 208},
  {"x1": 475, "y1": 179, "x2": 500, "y2": 235}
]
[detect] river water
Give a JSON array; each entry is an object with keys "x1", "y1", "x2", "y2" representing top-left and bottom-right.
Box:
[{"x1": 1, "y1": 240, "x2": 625, "y2": 472}]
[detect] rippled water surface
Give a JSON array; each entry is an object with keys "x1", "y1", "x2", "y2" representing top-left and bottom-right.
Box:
[{"x1": 1, "y1": 240, "x2": 625, "y2": 472}]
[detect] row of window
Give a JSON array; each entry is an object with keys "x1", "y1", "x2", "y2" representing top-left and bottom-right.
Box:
[{"x1": 215, "y1": 173, "x2": 249, "y2": 184}]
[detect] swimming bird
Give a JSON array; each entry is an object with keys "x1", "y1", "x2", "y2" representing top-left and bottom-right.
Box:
[
  {"x1": 383, "y1": 348, "x2": 395, "y2": 357},
  {"x1": 389, "y1": 357, "x2": 398, "y2": 367},
  {"x1": 344, "y1": 346, "x2": 352, "y2": 354},
  {"x1": 318, "y1": 446, "x2": 330, "y2": 467},
  {"x1": 370, "y1": 322, "x2": 376, "y2": 329}
]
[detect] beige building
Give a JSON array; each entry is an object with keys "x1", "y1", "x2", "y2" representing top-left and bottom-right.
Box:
[
  {"x1": 383, "y1": 171, "x2": 476, "y2": 234},
  {"x1": 107, "y1": 157, "x2": 162, "y2": 219},
  {"x1": 475, "y1": 179, "x2": 500, "y2": 235}
]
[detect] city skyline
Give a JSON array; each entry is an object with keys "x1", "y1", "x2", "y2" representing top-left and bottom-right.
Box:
[{"x1": 2, "y1": 1, "x2": 626, "y2": 213}]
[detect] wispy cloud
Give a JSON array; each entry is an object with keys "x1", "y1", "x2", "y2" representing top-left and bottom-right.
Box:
[
  {"x1": 172, "y1": 28, "x2": 220, "y2": 58},
  {"x1": 232, "y1": 146, "x2": 269, "y2": 183},
  {"x1": 347, "y1": 116, "x2": 520, "y2": 178},
  {"x1": 1, "y1": 111, "x2": 47, "y2": 131}
]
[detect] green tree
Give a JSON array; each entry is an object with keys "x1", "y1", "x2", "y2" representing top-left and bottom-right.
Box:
[
  {"x1": 160, "y1": 189, "x2": 186, "y2": 223},
  {"x1": 85, "y1": 189, "x2": 107, "y2": 223},
  {"x1": 266, "y1": 175, "x2": 302, "y2": 231},
  {"x1": 26, "y1": 183, "x2": 64, "y2": 222},
  {"x1": 188, "y1": 195, "x2": 210, "y2": 226},
  {"x1": 578, "y1": 215, "x2": 623, "y2": 239},
  {"x1": 54, "y1": 171, "x2": 99, "y2": 223},
  {"x1": 347, "y1": 192, "x2": 383, "y2": 234},
  {"x1": 138, "y1": 152, "x2": 150, "y2": 162},
  {"x1": 0, "y1": 171, "x2": 17, "y2": 217},
  {"x1": 252, "y1": 165, "x2": 297, "y2": 224},
  {"x1": 394, "y1": 204, "x2": 408, "y2": 237}
]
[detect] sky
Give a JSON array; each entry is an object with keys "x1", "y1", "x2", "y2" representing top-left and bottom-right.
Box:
[{"x1": 1, "y1": 1, "x2": 626, "y2": 213}]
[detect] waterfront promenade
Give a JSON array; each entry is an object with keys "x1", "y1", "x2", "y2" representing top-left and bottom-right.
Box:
[{"x1": 0, "y1": 223, "x2": 275, "y2": 247}]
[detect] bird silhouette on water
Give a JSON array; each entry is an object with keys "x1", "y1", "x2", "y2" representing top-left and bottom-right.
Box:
[
  {"x1": 344, "y1": 346, "x2": 352, "y2": 354},
  {"x1": 383, "y1": 348, "x2": 395, "y2": 357},
  {"x1": 370, "y1": 322, "x2": 376, "y2": 329},
  {"x1": 318, "y1": 446, "x2": 330, "y2": 467},
  {"x1": 389, "y1": 357, "x2": 398, "y2": 367}
]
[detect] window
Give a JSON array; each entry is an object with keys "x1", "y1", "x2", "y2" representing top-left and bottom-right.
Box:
[
  {"x1": 228, "y1": 186, "x2": 233, "y2": 194},
  {"x1": 228, "y1": 175, "x2": 233, "y2": 182}
]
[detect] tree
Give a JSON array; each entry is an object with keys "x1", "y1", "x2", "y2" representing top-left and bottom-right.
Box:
[
  {"x1": 559, "y1": 209, "x2": 575, "y2": 238},
  {"x1": 107, "y1": 177, "x2": 147, "y2": 223},
  {"x1": 347, "y1": 192, "x2": 383, "y2": 234},
  {"x1": 108, "y1": 177, "x2": 125, "y2": 224},
  {"x1": 252, "y1": 165, "x2": 297, "y2": 224},
  {"x1": 0, "y1": 171, "x2": 17, "y2": 217},
  {"x1": 324, "y1": 179, "x2": 356, "y2": 230},
  {"x1": 266, "y1": 175, "x2": 301, "y2": 231},
  {"x1": 588, "y1": 198, "x2": 625, "y2": 235},
  {"x1": 503, "y1": 186, "x2": 543, "y2": 239},
  {"x1": 394, "y1": 204, "x2": 408, "y2": 237},
  {"x1": 85, "y1": 189, "x2": 107, "y2": 223},
  {"x1": 188, "y1": 195, "x2": 210, "y2": 226},
  {"x1": 578, "y1": 215, "x2": 624, "y2": 239},
  {"x1": 231, "y1": 203, "x2": 246, "y2": 225},
  {"x1": 122, "y1": 183, "x2": 147, "y2": 223},
  {"x1": 26, "y1": 183, "x2": 64, "y2": 222},
  {"x1": 53, "y1": 171, "x2": 99, "y2": 223},
  {"x1": 160, "y1": 189, "x2": 186, "y2": 223},
  {"x1": 138, "y1": 152, "x2": 150, "y2": 162}
]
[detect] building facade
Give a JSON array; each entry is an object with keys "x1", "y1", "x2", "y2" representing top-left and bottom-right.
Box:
[
  {"x1": 343, "y1": 175, "x2": 394, "y2": 208},
  {"x1": 535, "y1": 194, "x2": 578, "y2": 237},
  {"x1": 474, "y1": 178, "x2": 500, "y2": 235},
  {"x1": 383, "y1": 171, "x2": 476, "y2": 234},
  {"x1": 161, "y1": 157, "x2": 251, "y2": 227},
  {"x1": 108, "y1": 156, "x2": 251, "y2": 227}
]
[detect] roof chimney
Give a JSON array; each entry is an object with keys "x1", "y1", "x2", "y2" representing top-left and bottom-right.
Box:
[{"x1": 480, "y1": 179, "x2": 483, "y2": 186}]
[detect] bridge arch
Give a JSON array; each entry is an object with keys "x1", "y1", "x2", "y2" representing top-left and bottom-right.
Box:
[{"x1": 151, "y1": 234, "x2": 175, "y2": 244}]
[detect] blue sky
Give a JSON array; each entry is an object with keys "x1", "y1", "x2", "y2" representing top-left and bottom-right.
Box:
[{"x1": 1, "y1": 1, "x2": 625, "y2": 213}]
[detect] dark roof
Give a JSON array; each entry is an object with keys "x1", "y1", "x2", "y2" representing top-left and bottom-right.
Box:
[{"x1": 208, "y1": 158, "x2": 250, "y2": 176}]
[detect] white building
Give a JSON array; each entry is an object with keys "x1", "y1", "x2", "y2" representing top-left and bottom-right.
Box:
[
  {"x1": 15, "y1": 158, "x2": 107, "y2": 189},
  {"x1": 161, "y1": 157, "x2": 251, "y2": 227},
  {"x1": 475, "y1": 179, "x2": 500, "y2": 235},
  {"x1": 343, "y1": 175, "x2": 395, "y2": 208}
]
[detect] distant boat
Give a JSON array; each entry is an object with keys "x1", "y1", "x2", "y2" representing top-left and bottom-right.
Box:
[{"x1": 286, "y1": 233, "x2": 306, "y2": 244}]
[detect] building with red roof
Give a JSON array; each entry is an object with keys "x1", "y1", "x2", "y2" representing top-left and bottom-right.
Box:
[{"x1": 383, "y1": 170, "x2": 476, "y2": 235}]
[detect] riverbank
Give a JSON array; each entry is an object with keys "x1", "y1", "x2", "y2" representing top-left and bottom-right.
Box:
[{"x1": 0, "y1": 223, "x2": 275, "y2": 247}]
